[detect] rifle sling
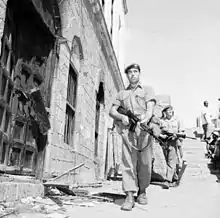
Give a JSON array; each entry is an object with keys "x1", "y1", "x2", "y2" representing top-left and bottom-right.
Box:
[
  {"x1": 117, "y1": 106, "x2": 167, "y2": 149},
  {"x1": 122, "y1": 129, "x2": 153, "y2": 153},
  {"x1": 128, "y1": 144, "x2": 149, "y2": 153},
  {"x1": 140, "y1": 124, "x2": 167, "y2": 147}
]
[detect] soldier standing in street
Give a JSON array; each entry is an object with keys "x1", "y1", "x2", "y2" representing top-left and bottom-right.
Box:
[
  {"x1": 109, "y1": 63, "x2": 157, "y2": 211},
  {"x1": 159, "y1": 105, "x2": 183, "y2": 186}
]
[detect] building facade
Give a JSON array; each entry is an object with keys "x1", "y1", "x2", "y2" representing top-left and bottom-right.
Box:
[
  {"x1": 100, "y1": 0, "x2": 128, "y2": 85},
  {"x1": 0, "y1": 0, "x2": 127, "y2": 200}
]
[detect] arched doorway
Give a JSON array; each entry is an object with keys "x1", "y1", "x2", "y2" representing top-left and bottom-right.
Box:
[{"x1": 0, "y1": 0, "x2": 61, "y2": 177}]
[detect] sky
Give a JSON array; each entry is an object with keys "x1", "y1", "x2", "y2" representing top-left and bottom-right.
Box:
[{"x1": 124, "y1": 0, "x2": 220, "y2": 128}]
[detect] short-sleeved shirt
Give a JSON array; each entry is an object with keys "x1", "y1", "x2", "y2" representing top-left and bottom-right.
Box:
[
  {"x1": 160, "y1": 116, "x2": 184, "y2": 146},
  {"x1": 160, "y1": 116, "x2": 181, "y2": 134},
  {"x1": 201, "y1": 106, "x2": 212, "y2": 125},
  {"x1": 113, "y1": 83, "x2": 156, "y2": 118}
]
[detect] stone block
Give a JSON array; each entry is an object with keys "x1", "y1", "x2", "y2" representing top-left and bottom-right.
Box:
[
  {"x1": 43, "y1": 0, "x2": 124, "y2": 184},
  {"x1": 0, "y1": 182, "x2": 44, "y2": 202}
]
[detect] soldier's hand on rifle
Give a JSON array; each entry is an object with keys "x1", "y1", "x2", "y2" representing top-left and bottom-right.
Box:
[
  {"x1": 172, "y1": 133, "x2": 177, "y2": 137},
  {"x1": 170, "y1": 133, "x2": 177, "y2": 140},
  {"x1": 139, "y1": 114, "x2": 149, "y2": 125},
  {"x1": 120, "y1": 115, "x2": 130, "y2": 126},
  {"x1": 160, "y1": 134, "x2": 168, "y2": 139}
]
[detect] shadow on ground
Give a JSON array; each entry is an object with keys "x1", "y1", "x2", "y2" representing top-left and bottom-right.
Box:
[
  {"x1": 102, "y1": 176, "x2": 168, "y2": 207},
  {"x1": 91, "y1": 192, "x2": 124, "y2": 207},
  {"x1": 91, "y1": 181, "x2": 169, "y2": 208}
]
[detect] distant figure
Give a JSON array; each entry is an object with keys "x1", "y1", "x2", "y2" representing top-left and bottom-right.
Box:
[
  {"x1": 218, "y1": 98, "x2": 220, "y2": 116},
  {"x1": 201, "y1": 101, "x2": 212, "y2": 140},
  {"x1": 217, "y1": 98, "x2": 220, "y2": 128}
]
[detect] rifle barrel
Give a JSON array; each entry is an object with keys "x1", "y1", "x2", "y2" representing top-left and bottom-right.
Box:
[
  {"x1": 185, "y1": 136, "x2": 197, "y2": 140},
  {"x1": 175, "y1": 133, "x2": 197, "y2": 140},
  {"x1": 140, "y1": 124, "x2": 167, "y2": 147}
]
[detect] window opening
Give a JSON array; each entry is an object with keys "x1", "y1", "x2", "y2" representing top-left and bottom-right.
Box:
[{"x1": 64, "y1": 65, "x2": 78, "y2": 146}]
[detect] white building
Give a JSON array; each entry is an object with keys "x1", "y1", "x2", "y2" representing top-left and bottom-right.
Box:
[
  {"x1": 0, "y1": 0, "x2": 128, "y2": 201},
  {"x1": 100, "y1": 0, "x2": 128, "y2": 85}
]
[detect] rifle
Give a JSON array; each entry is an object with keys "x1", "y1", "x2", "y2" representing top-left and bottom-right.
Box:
[
  {"x1": 162, "y1": 131, "x2": 197, "y2": 140},
  {"x1": 117, "y1": 106, "x2": 139, "y2": 132},
  {"x1": 117, "y1": 106, "x2": 166, "y2": 150}
]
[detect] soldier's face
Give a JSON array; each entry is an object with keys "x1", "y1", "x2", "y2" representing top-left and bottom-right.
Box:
[
  {"x1": 126, "y1": 68, "x2": 140, "y2": 84},
  {"x1": 204, "y1": 102, "x2": 208, "y2": 107},
  {"x1": 165, "y1": 109, "x2": 173, "y2": 119}
]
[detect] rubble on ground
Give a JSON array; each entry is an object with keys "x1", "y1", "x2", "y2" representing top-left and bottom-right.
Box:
[{"x1": 0, "y1": 182, "x2": 119, "y2": 218}]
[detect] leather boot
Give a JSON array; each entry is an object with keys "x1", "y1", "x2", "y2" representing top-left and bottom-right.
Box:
[
  {"x1": 162, "y1": 181, "x2": 170, "y2": 189},
  {"x1": 121, "y1": 192, "x2": 135, "y2": 211},
  {"x1": 137, "y1": 190, "x2": 148, "y2": 205}
]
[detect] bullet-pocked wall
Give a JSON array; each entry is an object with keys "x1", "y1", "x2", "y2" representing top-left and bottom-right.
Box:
[
  {"x1": 0, "y1": 0, "x2": 124, "y2": 185},
  {"x1": 44, "y1": 0, "x2": 124, "y2": 184}
]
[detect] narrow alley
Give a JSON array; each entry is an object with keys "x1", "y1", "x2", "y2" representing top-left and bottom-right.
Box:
[{"x1": 4, "y1": 136, "x2": 220, "y2": 218}]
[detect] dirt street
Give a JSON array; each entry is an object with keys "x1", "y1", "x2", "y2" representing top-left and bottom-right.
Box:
[
  {"x1": 64, "y1": 139, "x2": 220, "y2": 218},
  {"x1": 4, "y1": 139, "x2": 220, "y2": 218}
]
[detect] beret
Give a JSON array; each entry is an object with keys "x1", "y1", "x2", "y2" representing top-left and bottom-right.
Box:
[
  {"x1": 162, "y1": 105, "x2": 173, "y2": 113},
  {"x1": 125, "y1": 63, "x2": 141, "y2": 74}
]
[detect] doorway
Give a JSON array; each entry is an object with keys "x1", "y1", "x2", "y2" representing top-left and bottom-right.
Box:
[{"x1": 0, "y1": 0, "x2": 58, "y2": 176}]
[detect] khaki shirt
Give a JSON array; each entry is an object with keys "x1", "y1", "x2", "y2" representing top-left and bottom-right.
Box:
[
  {"x1": 113, "y1": 84, "x2": 156, "y2": 118},
  {"x1": 160, "y1": 116, "x2": 181, "y2": 134},
  {"x1": 160, "y1": 116, "x2": 184, "y2": 146}
]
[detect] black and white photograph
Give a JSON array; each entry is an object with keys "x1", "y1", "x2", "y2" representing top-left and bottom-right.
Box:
[{"x1": 0, "y1": 0, "x2": 219, "y2": 217}]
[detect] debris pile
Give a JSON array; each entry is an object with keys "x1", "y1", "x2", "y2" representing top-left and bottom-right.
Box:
[
  {"x1": 0, "y1": 182, "x2": 120, "y2": 218},
  {"x1": 0, "y1": 203, "x2": 16, "y2": 217}
]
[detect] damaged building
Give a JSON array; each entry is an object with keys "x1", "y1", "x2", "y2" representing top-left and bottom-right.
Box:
[{"x1": 0, "y1": 0, "x2": 128, "y2": 201}]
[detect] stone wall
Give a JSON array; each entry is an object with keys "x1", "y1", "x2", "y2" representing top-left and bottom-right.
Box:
[
  {"x1": 0, "y1": 0, "x2": 7, "y2": 50},
  {"x1": 103, "y1": 0, "x2": 128, "y2": 86},
  {"x1": 0, "y1": 0, "x2": 123, "y2": 200},
  {"x1": 43, "y1": 0, "x2": 124, "y2": 184},
  {"x1": 0, "y1": 0, "x2": 123, "y2": 184}
]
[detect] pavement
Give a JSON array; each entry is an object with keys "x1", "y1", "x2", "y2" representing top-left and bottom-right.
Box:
[{"x1": 2, "y1": 138, "x2": 220, "y2": 218}]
